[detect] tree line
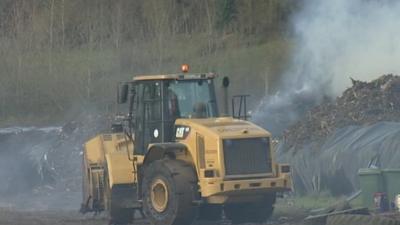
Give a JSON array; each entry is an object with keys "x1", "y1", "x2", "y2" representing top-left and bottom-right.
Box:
[{"x1": 0, "y1": 0, "x2": 299, "y2": 124}]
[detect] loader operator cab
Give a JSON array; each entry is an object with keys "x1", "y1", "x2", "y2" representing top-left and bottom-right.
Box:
[{"x1": 117, "y1": 70, "x2": 219, "y2": 154}]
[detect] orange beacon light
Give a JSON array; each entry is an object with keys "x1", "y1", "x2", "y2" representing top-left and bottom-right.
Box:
[{"x1": 181, "y1": 64, "x2": 189, "y2": 73}]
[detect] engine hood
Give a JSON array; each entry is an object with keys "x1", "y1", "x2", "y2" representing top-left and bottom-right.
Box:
[{"x1": 175, "y1": 117, "x2": 271, "y2": 139}]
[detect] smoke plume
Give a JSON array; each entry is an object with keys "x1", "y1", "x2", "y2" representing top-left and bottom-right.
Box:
[{"x1": 253, "y1": 0, "x2": 400, "y2": 134}]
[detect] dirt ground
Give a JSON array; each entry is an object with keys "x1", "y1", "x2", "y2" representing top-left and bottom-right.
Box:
[
  {"x1": 0, "y1": 194, "x2": 310, "y2": 225},
  {"x1": 0, "y1": 208, "x2": 305, "y2": 225}
]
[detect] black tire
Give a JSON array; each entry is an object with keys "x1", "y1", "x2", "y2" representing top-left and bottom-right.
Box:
[
  {"x1": 105, "y1": 173, "x2": 133, "y2": 225},
  {"x1": 224, "y1": 193, "x2": 276, "y2": 224},
  {"x1": 327, "y1": 214, "x2": 400, "y2": 225},
  {"x1": 109, "y1": 208, "x2": 133, "y2": 225},
  {"x1": 142, "y1": 159, "x2": 198, "y2": 225},
  {"x1": 80, "y1": 154, "x2": 90, "y2": 213},
  {"x1": 198, "y1": 204, "x2": 222, "y2": 221}
]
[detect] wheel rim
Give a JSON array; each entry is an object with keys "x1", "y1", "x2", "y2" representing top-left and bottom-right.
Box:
[{"x1": 150, "y1": 178, "x2": 169, "y2": 212}]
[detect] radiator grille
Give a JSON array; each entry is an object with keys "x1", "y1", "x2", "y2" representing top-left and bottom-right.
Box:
[{"x1": 223, "y1": 137, "x2": 272, "y2": 176}]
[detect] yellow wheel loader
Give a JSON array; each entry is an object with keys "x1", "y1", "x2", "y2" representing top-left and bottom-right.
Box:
[{"x1": 80, "y1": 65, "x2": 292, "y2": 225}]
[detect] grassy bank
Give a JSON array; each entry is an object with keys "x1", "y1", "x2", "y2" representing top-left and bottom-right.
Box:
[{"x1": 0, "y1": 34, "x2": 293, "y2": 126}]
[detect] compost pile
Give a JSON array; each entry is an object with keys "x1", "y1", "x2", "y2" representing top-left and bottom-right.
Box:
[
  {"x1": 283, "y1": 74, "x2": 400, "y2": 149},
  {"x1": 277, "y1": 74, "x2": 400, "y2": 195}
]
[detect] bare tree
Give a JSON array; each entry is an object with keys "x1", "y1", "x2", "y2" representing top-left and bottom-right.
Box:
[
  {"x1": 61, "y1": 0, "x2": 65, "y2": 48},
  {"x1": 112, "y1": 0, "x2": 123, "y2": 49},
  {"x1": 48, "y1": 0, "x2": 55, "y2": 78}
]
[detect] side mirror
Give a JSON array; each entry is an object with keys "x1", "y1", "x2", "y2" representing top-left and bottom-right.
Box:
[
  {"x1": 117, "y1": 82, "x2": 129, "y2": 104},
  {"x1": 222, "y1": 76, "x2": 230, "y2": 88},
  {"x1": 222, "y1": 76, "x2": 230, "y2": 115}
]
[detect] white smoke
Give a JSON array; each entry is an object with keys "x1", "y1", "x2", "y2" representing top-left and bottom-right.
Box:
[{"x1": 253, "y1": 0, "x2": 400, "y2": 134}]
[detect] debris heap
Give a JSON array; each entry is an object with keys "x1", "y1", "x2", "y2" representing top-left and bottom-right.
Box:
[
  {"x1": 0, "y1": 113, "x2": 112, "y2": 209},
  {"x1": 284, "y1": 74, "x2": 400, "y2": 149}
]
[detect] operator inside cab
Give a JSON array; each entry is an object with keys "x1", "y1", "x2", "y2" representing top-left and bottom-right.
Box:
[{"x1": 165, "y1": 79, "x2": 216, "y2": 119}]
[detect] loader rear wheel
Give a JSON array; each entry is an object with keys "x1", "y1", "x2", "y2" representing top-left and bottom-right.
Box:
[
  {"x1": 80, "y1": 154, "x2": 90, "y2": 213},
  {"x1": 142, "y1": 159, "x2": 198, "y2": 225},
  {"x1": 105, "y1": 174, "x2": 133, "y2": 225},
  {"x1": 224, "y1": 193, "x2": 276, "y2": 224}
]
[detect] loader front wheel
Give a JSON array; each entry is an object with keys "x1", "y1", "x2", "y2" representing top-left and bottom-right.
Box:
[{"x1": 142, "y1": 159, "x2": 198, "y2": 225}]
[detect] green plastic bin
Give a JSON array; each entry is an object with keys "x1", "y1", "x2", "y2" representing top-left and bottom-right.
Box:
[
  {"x1": 382, "y1": 168, "x2": 400, "y2": 209},
  {"x1": 358, "y1": 168, "x2": 384, "y2": 209}
]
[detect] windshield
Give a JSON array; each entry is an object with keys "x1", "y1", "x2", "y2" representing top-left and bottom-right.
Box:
[{"x1": 165, "y1": 79, "x2": 218, "y2": 119}]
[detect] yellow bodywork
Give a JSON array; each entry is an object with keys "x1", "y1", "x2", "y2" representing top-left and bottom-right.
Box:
[
  {"x1": 173, "y1": 117, "x2": 291, "y2": 203},
  {"x1": 84, "y1": 134, "x2": 135, "y2": 187},
  {"x1": 82, "y1": 133, "x2": 143, "y2": 211},
  {"x1": 82, "y1": 116, "x2": 291, "y2": 211}
]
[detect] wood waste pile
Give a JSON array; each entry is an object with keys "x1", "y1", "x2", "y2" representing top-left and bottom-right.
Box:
[{"x1": 283, "y1": 74, "x2": 400, "y2": 150}]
